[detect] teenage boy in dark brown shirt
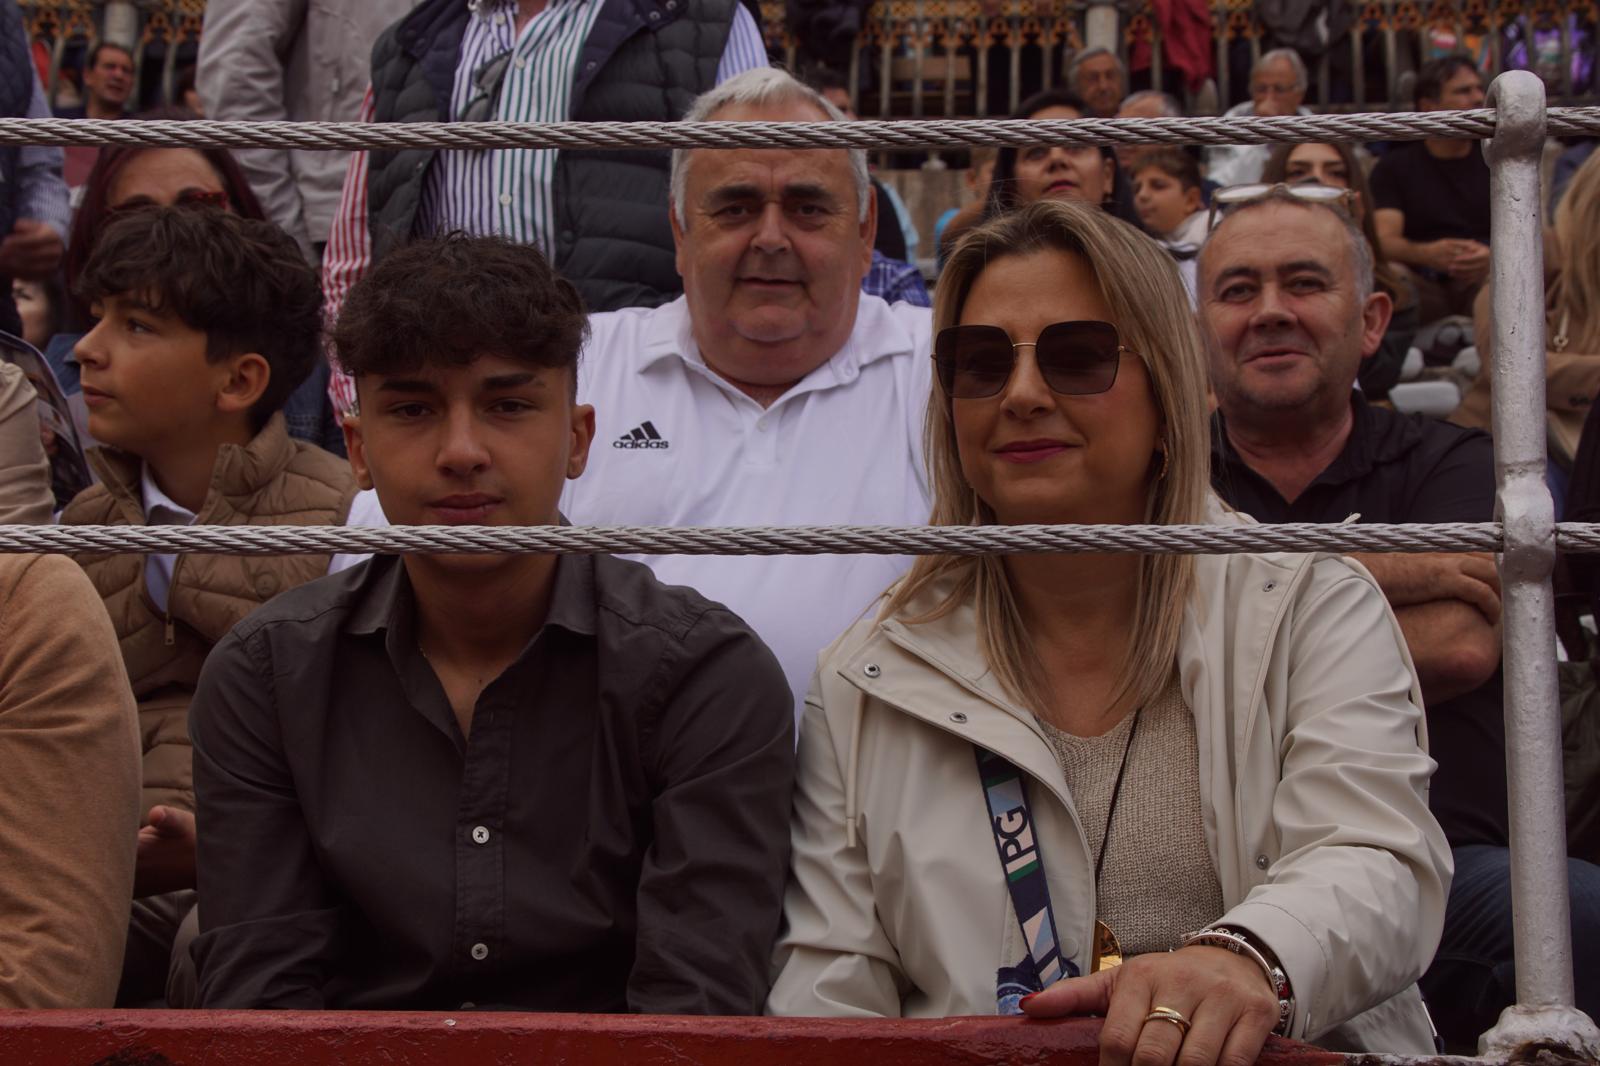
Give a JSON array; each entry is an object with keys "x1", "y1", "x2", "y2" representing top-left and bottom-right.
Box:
[{"x1": 188, "y1": 234, "x2": 796, "y2": 1013}]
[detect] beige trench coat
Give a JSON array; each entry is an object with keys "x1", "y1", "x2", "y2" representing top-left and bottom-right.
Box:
[{"x1": 768, "y1": 548, "x2": 1452, "y2": 1054}]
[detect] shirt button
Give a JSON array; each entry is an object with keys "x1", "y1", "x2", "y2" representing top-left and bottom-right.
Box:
[
  {"x1": 1255, "y1": 854, "x2": 1270, "y2": 870},
  {"x1": 498, "y1": 193, "x2": 513, "y2": 207},
  {"x1": 756, "y1": 417, "x2": 769, "y2": 430},
  {"x1": 470, "y1": 942, "x2": 489, "y2": 961},
  {"x1": 471, "y1": 826, "x2": 490, "y2": 845},
  {"x1": 514, "y1": 57, "x2": 527, "y2": 70}
]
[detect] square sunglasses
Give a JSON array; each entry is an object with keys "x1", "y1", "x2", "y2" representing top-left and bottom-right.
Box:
[{"x1": 933, "y1": 320, "x2": 1136, "y2": 400}]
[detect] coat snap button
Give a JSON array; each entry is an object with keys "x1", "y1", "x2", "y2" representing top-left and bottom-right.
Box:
[
  {"x1": 949, "y1": 712, "x2": 968, "y2": 724},
  {"x1": 862, "y1": 663, "x2": 881, "y2": 678},
  {"x1": 1262, "y1": 581, "x2": 1277, "y2": 592},
  {"x1": 1255, "y1": 854, "x2": 1270, "y2": 870}
]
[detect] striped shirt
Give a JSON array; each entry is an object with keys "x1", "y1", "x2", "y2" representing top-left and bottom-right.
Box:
[{"x1": 323, "y1": 0, "x2": 767, "y2": 413}]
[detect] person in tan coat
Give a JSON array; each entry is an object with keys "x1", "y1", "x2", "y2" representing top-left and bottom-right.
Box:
[
  {"x1": 768, "y1": 201, "x2": 1451, "y2": 1057},
  {"x1": 0, "y1": 360, "x2": 52, "y2": 524},
  {"x1": 0, "y1": 552, "x2": 141, "y2": 1007}
]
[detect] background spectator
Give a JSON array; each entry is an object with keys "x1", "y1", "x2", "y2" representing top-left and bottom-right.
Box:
[
  {"x1": 320, "y1": 0, "x2": 770, "y2": 416},
  {"x1": 1069, "y1": 46, "x2": 1125, "y2": 118},
  {"x1": 52, "y1": 40, "x2": 133, "y2": 120},
  {"x1": 197, "y1": 0, "x2": 420, "y2": 262},
  {"x1": 1261, "y1": 141, "x2": 1419, "y2": 399},
  {"x1": 1129, "y1": 147, "x2": 1206, "y2": 298},
  {"x1": 0, "y1": 0, "x2": 68, "y2": 338},
  {"x1": 172, "y1": 65, "x2": 201, "y2": 116},
  {"x1": 56, "y1": 125, "x2": 342, "y2": 454},
  {"x1": 0, "y1": 553, "x2": 140, "y2": 1008},
  {"x1": 933, "y1": 145, "x2": 995, "y2": 264},
  {"x1": 1454, "y1": 148, "x2": 1600, "y2": 468},
  {"x1": 1206, "y1": 48, "x2": 1311, "y2": 186},
  {"x1": 1370, "y1": 55, "x2": 1490, "y2": 323},
  {"x1": 806, "y1": 65, "x2": 919, "y2": 262},
  {"x1": 1113, "y1": 89, "x2": 1183, "y2": 172},
  {"x1": 984, "y1": 89, "x2": 1133, "y2": 224},
  {"x1": 11, "y1": 276, "x2": 61, "y2": 351}
]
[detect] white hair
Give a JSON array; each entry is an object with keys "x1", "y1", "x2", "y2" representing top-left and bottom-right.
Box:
[
  {"x1": 1253, "y1": 48, "x2": 1308, "y2": 92},
  {"x1": 1118, "y1": 89, "x2": 1182, "y2": 117},
  {"x1": 669, "y1": 67, "x2": 871, "y2": 229},
  {"x1": 1068, "y1": 46, "x2": 1126, "y2": 84}
]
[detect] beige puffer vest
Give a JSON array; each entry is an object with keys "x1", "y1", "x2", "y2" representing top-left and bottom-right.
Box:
[{"x1": 61, "y1": 415, "x2": 357, "y2": 813}]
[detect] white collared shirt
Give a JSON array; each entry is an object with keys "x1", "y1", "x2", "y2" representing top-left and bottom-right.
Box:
[
  {"x1": 138, "y1": 467, "x2": 386, "y2": 613},
  {"x1": 561, "y1": 295, "x2": 935, "y2": 716}
]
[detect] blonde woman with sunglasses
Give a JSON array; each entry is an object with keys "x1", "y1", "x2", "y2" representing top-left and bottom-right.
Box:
[{"x1": 767, "y1": 199, "x2": 1451, "y2": 1061}]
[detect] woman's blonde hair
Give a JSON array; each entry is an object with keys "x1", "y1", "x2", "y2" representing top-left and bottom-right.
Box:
[
  {"x1": 884, "y1": 199, "x2": 1212, "y2": 714},
  {"x1": 1551, "y1": 149, "x2": 1600, "y2": 353}
]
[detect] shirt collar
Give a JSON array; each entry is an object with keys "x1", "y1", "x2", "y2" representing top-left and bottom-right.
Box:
[
  {"x1": 636, "y1": 293, "x2": 924, "y2": 391},
  {"x1": 1212, "y1": 392, "x2": 1422, "y2": 490},
  {"x1": 344, "y1": 546, "x2": 599, "y2": 642},
  {"x1": 140, "y1": 464, "x2": 198, "y2": 526}
]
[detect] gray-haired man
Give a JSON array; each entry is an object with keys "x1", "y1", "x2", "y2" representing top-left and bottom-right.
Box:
[
  {"x1": 563, "y1": 67, "x2": 934, "y2": 715},
  {"x1": 1205, "y1": 48, "x2": 1312, "y2": 186}
]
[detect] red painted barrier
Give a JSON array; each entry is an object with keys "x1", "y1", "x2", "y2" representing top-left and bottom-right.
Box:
[{"x1": 0, "y1": 1011, "x2": 1349, "y2": 1066}]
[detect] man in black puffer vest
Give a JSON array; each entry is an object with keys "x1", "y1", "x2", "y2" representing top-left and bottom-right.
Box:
[{"x1": 320, "y1": 0, "x2": 769, "y2": 412}]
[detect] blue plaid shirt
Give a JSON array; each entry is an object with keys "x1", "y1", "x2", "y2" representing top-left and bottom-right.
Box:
[{"x1": 862, "y1": 250, "x2": 930, "y2": 308}]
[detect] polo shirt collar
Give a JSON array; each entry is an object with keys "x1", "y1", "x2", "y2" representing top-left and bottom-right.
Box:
[
  {"x1": 1213, "y1": 391, "x2": 1424, "y2": 493},
  {"x1": 637, "y1": 294, "x2": 920, "y2": 392}
]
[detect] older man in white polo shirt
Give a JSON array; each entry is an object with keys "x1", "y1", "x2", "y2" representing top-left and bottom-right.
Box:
[{"x1": 563, "y1": 68, "x2": 933, "y2": 714}]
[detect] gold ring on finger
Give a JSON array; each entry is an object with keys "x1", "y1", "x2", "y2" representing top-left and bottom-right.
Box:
[{"x1": 1144, "y1": 1006, "x2": 1192, "y2": 1036}]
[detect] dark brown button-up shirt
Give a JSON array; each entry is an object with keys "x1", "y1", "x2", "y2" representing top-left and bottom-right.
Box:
[{"x1": 190, "y1": 552, "x2": 795, "y2": 1013}]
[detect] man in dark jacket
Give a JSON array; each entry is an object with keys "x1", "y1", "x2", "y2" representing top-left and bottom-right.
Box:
[{"x1": 321, "y1": 0, "x2": 771, "y2": 415}]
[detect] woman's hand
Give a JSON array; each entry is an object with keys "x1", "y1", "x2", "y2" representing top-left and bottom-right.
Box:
[{"x1": 1021, "y1": 946, "x2": 1280, "y2": 1066}]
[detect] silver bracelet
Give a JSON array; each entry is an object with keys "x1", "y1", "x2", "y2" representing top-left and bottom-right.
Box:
[{"x1": 1180, "y1": 926, "x2": 1295, "y2": 1036}]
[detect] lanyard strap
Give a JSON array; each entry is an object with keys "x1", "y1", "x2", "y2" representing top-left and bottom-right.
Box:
[{"x1": 975, "y1": 746, "x2": 1072, "y2": 989}]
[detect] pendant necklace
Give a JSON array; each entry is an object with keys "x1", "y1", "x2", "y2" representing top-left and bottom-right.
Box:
[{"x1": 1089, "y1": 707, "x2": 1141, "y2": 972}]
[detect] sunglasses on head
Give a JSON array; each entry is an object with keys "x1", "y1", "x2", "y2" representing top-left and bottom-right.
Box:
[
  {"x1": 933, "y1": 320, "x2": 1132, "y2": 400},
  {"x1": 1207, "y1": 181, "x2": 1355, "y2": 230}
]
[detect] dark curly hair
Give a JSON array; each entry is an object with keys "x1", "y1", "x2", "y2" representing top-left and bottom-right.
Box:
[
  {"x1": 75, "y1": 206, "x2": 323, "y2": 431},
  {"x1": 331, "y1": 234, "x2": 589, "y2": 394}
]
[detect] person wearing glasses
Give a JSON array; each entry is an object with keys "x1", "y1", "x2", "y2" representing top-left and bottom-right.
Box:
[
  {"x1": 319, "y1": 0, "x2": 770, "y2": 416},
  {"x1": 768, "y1": 197, "x2": 1450, "y2": 1060},
  {"x1": 1199, "y1": 184, "x2": 1600, "y2": 1050},
  {"x1": 1204, "y1": 49, "x2": 1313, "y2": 188}
]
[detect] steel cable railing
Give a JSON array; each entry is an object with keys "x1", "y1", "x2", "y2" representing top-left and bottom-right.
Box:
[{"x1": 1, "y1": 79, "x2": 1596, "y2": 1057}]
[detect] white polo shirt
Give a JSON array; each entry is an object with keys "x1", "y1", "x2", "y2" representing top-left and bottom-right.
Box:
[{"x1": 562, "y1": 294, "x2": 935, "y2": 716}]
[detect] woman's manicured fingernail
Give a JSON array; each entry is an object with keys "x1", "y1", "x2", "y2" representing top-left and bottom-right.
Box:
[{"x1": 1019, "y1": 992, "x2": 1039, "y2": 1008}]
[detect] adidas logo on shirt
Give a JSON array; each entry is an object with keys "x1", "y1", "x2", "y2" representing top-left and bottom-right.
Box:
[{"x1": 614, "y1": 421, "x2": 670, "y2": 450}]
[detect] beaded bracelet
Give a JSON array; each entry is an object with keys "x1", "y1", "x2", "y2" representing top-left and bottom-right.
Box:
[{"x1": 1180, "y1": 926, "x2": 1295, "y2": 1036}]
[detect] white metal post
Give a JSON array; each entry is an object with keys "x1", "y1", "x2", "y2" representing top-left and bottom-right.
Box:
[{"x1": 1479, "y1": 69, "x2": 1600, "y2": 1059}]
